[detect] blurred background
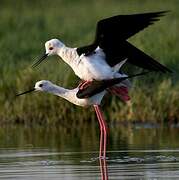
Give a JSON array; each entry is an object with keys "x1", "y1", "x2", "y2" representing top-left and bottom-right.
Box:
[
  {"x1": 0, "y1": 1, "x2": 179, "y2": 179},
  {"x1": 0, "y1": 0, "x2": 178, "y2": 125}
]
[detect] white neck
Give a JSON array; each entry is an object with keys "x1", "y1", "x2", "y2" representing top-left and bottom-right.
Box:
[
  {"x1": 57, "y1": 45, "x2": 79, "y2": 67},
  {"x1": 45, "y1": 84, "x2": 71, "y2": 99},
  {"x1": 43, "y1": 83, "x2": 105, "y2": 107}
]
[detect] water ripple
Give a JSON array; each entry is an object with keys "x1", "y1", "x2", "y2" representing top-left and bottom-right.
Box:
[{"x1": 0, "y1": 149, "x2": 179, "y2": 179}]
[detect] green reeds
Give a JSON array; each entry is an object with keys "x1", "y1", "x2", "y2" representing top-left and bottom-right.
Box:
[{"x1": 0, "y1": 0, "x2": 178, "y2": 124}]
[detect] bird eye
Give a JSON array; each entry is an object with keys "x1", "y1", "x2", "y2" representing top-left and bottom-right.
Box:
[
  {"x1": 39, "y1": 84, "x2": 43, "y2": 87},
  {"x1": 49, "y1": 47, "x2": 53, "y2": 50}
]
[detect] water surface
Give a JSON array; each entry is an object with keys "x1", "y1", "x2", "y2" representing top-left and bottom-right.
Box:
[{"x1": 0, "y1": 124, "x2": 179, "y2": 179}]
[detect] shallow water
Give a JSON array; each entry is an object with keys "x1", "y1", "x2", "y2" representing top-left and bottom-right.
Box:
[{"x1": 0, "y1": 124, "x2": 179, "y2": 179}]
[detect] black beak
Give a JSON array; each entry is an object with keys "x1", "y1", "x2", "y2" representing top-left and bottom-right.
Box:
[
  {"x1": 16, "y1": 88, "x2": 35, "y2": 96},
  {"x1": 31, "y1": 53, "x2": 48, "y2": 68}
]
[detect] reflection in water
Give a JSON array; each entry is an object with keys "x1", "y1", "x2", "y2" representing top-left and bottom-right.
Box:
[
  {"x1": 0, "y1": 124, "x2": 179, "y2": 179},
  {"x1": 99, "y1": 158, "x2": 108, "y2": 180}
]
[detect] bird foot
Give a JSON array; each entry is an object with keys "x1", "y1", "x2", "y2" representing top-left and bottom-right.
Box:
[
  {"x1": 78, "y1": 80, "x2": 92, "y2": 90},
  {"x1": 98, "y1": 156, "x2": 107, "y2": 160},
  {"x1": 109, "y1": 86, "x2": 130, "y2": 102}
]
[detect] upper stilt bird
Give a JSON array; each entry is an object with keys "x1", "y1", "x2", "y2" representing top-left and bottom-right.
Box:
[{"x1": 32, "y1": 11, "x2": 172, "y2": 79}]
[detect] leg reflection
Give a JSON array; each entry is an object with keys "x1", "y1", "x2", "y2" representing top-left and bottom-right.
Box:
[{"x1": 99, "y1": 158, "x2": 108, "y2": 180}]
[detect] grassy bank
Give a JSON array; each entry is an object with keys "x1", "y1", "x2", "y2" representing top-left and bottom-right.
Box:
[{"x1": 0, "y1": 0, "x2": 178, "y2": 124}]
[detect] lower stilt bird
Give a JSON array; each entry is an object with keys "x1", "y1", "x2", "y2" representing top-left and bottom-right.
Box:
[{"x1": 17, "y1": 70, "x2": 148, "y2": 159}]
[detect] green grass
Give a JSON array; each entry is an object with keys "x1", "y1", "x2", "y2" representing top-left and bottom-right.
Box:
[{"x1": 0, "y1": 0, "x2": 179, "y2": 124}]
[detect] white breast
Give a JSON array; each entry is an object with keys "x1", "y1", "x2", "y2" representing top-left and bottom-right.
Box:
[
  {"x1": 58, "y1": 47, "x2": 124, "y2": 81},
  {"x1": 63, "y1": 88, "x2": 106, "y2": 107},
  {"x1": 73, "y1": 48, "x2": 116, "y2": 81}
]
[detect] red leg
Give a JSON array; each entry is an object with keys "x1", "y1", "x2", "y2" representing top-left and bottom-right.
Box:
[
  {"x1": 94, "y1": 105, "x2": 103, "y2": 158},
  {"x1": 79, "y1": 80, "x2": 92, "y2": 90},
  {"x1": 96, "y1": 105, "x2": 108, "y2": 159},
  {"x1": 94, "y1": 105, "x2": 108, "y2": 159},
  {"x1": 78, "y1": 80, "x2": 85, "y2": 88}
]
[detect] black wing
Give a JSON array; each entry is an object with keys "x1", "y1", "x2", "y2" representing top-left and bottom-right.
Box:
[
  {"x1": 76, "y1": 72, "x2": 149, "y2": 99},
  {"x1": 96, "y1": 11, "x2": 168, "y2": 48},
  {"x1": 77, "y1": 11, "x2": 172, "y2": 73},
  {"x1": 77, "y1": 11, "x2": 167, "y2": 55},
  {"x1": 105, "y1": 41, "x2": 172, "y2": 72}
]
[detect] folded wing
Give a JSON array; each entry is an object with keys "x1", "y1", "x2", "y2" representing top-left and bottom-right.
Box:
[{"x1": 76, "y1": 72, "x2": 149, "y2": 99}]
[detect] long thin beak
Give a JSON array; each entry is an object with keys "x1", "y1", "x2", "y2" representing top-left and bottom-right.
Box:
[
  {"x1": 16, "y1": 88, "x2": 35, "y2": 96},
  {"x1": 31, "y1": 53, "x2": 48, "y2": 68}
]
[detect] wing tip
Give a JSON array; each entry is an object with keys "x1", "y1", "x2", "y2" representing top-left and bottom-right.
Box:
[
  {"x1": 144, "y1": 10, "x2": 171, "y2": 16},
  {"x1": 145, "y1": 10, "x2": 171, "y2": 22},
  {"x1": 151, "y1": 66, "x2": 173, "y2": 73},
  {"x1": 160, "y1": 68, "x2": 173, "y2": 73},
  {"x1": 151, "y1": 64, "x2": 172, "y2": 73},
  {"x1": 157, "y1": 10, "x2": 171, "y2": 15}
]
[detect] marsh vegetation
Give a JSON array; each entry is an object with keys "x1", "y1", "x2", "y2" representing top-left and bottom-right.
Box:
[{"x1": 0, "y1": 0, "x2": 178, "y2": 124}]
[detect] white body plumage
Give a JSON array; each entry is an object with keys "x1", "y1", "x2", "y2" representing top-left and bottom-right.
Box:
[
  {"x1": 45, "y1": 39, "x2": 129, "y2": 84},
  {"x1": 35, "y1": 80, "x2": 106, "y2": 107}
]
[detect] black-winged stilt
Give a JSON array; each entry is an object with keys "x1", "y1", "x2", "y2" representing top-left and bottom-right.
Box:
[
  {"x1": 17, "y1": 71, "x2": 148, "y2": 159},
  {"x1": 32, "y1": 11, "x2": 171, "y2": 77}
]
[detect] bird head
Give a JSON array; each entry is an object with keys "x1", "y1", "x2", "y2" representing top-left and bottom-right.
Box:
[
  {"x1": 16, "y1": 80, "x2": 53, "y2": 96},
  {"x1": 32, "y1": 39, "x2": 64, "y2": 68},
  {"x1": 35, "y1": 80, "x2": 54, "y2": 91},
  {"x1": 45, "y1": 39, "x2": 64, "y2": 56}
]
